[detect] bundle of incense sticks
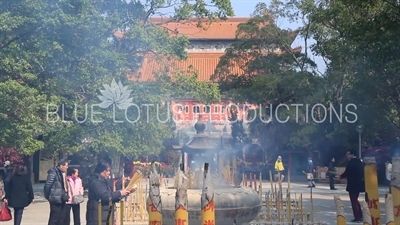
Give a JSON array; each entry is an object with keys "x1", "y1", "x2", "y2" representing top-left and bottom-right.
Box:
[{"x1": 126, "y1": 170, "x2": 144, "y2": 189}]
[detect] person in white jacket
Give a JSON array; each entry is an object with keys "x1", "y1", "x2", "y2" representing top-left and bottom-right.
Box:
[{"x1": 386, "y1": 161, "x2": 392, "y2": 193}]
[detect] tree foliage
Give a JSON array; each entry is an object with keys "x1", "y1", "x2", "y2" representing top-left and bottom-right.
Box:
[
  {"x1": 295, "y1": 0, "x2": 400, "y2": 148},
  {"x1": 215, "y1": 1, "x2": 400, "y2": 159},
  {"x1": 214, "y1": 3, "x2": 325, "y2": 156},
  {"x1": 0, "y1": 0, "x2": 233, "y2": 155}
]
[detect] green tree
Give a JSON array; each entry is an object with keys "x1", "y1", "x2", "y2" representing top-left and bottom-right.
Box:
[
  {"x1": 285, "y1": 0, "x2": 400, "y2": 148},
  {"x1": 214, "y1": 3, "x2": 327, "y2": 156},
  {"x1": 234, "y1": 0, "x2": 400, "y2": 159},
  {"x1": 0, "y1": 0, "x2": 233, "y2": 156}
]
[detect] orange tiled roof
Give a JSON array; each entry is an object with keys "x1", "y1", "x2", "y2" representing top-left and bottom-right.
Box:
[
  {"x1": 124, "y1": 17, "x2": 301, "y2": 82},
  {"x1": 129, "y1": 52, "x2": 245, "y2": 82},
  {"x1": 130, "y1": 46, "x2": 302, "y2": 82},
  {"x1": 115, "y1": 17, "x2": 249, "y2": 40}
]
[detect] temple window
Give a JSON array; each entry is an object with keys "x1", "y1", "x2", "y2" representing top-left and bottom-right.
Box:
[
  {"x1": 204, "y1": 106, "x2": 211, "y2": 113},
  {"x1": 193, "y1": 105, "x2": 200, "y2": 113},
  {"x1": 214, "y1": 105, "x2": 219, "y2": 113}
]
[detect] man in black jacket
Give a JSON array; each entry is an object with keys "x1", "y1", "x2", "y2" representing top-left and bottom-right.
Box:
[
  {"x1": 328, "y1": 158, "x2": 337, "y2": 190},
  {"x1": 340, "y1": 150, "x2": 365, "y2": 222},
  {"x1": 43, "y1": 159, "x2": 69, "y2": 225}
]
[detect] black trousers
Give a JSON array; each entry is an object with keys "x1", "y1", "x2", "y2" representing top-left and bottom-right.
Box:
[
  {"x1": 13, "y1": 207, "x2": 24, "y2": 225},
  {"x1": 65, "y1": 204, "x2": 81, "y2": 225},
  {"x1": 48, "y1": 203, "x2": 69, "y2": 225},
  {"x1": 349, "y1": 192, "x2": 362, "y2": 219},
  {"x1": 329, "y1": 175, "x2": 335, "y2": 189}
]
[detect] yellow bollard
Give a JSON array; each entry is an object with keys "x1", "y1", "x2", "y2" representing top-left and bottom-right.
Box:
[
  {"x1": 108, "y1": 201, "x2": 114, "y2": 225},
  {"x1": 300, "y1": 194, "x2": 303, "y2": 222},
  {"x1": 287, "y1": 193, "x2": 291, "y2": 222},
  {"x1": 385, "y1": 194, "x2": 395, "y2": 225},
  {"x1": 201, "y1": 163, "x2": 215, "y2": 225},
  {"x1": 334, "y1": 195, "x2": 346, "y2": 225},
  {"x1": 175, "y1": 170, "x2": 189, "y2": 225},
  {"x1": 259, "y1": 173, "x2": 262, "y2": 198},
  {"x1": 364, "y1": 157, "x2": 381, "y2": 225},
  {"x1": 120, "y1": 177, "x2": 126, "y2": 225},
  {"x1": 148, "y1": 162, "x2": 162, "y2": 225},
  {"x1": 391, "y1": 156, "x2": 400, "y2": 224},
  {"x1": 269, "y1": 170, "x2": 274, "y2": 191},
  {"x1": 310, "y1": 190, "x2": 314, "y2": 222},
  {"x1": 120, "y1": 200, "x2": 125, "y2": 225},
  {"x1": 98, "y1": 201, "x2": 102, "y2": 225},
  {"x1": 265, "y1": 193, "x2": 269, "y2": 221},
  {"x1": 256, "y1": 173, "x2": 262, "y2": 222}
]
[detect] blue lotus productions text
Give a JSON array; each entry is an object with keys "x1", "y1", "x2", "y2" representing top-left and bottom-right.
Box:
[
  {"x1": 260, "y1": 103, "x2": 358, "y2": 124},
  {"x1": 46, "y1": 103, "x2": 358, "y2": 124}
]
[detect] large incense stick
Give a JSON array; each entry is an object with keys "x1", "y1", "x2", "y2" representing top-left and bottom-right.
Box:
[{"x1": 127, "y1": 170, "x2": 144, "y2": 189}]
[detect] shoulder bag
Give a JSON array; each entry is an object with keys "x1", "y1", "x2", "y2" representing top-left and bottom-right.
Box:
[
  {"x1": 68, "y1": 180, "x2": 84, "y2": 204},
  {"x1": 0, "y1": 201, "x2": 12, "y2": 221}
]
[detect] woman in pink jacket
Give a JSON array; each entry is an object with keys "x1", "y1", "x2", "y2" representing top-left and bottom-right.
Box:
[{"x1": 66, "y1": 167, "x2": 84, "y2": 225}]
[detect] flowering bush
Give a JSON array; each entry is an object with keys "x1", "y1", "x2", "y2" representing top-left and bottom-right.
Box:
[
  {"x1": 0, "y1": 148, "x2": 24, "y2": 166},
  {"x1": 133, "y1": 161, "x2": 161, "y2": 166}
]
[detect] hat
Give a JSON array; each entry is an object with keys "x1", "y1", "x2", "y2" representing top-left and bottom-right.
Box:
[
  {"x1": 4, "y1": 160, "x2": 10, "y2": 166},
  {"x1": 277, "y1": 156, "x2": 282, "y2": 159}
]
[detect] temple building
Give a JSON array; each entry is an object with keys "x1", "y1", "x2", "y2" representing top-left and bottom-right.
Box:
[
  {"x1": 128, "y1": 17, "x2": 252, "y2": 135},
  {"x1": 128, "y1": 17, "x2": 303, "y2": 173}
]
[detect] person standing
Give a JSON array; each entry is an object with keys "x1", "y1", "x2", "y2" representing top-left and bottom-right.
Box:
[
  {"x1": 4, "y1": 166, "x2": 34, "y2": 225},
  {"x1": 328, "y1": 158, "x2": 337, "y2": 190},
  {"x1": 43, "y1": 159, "x2": 70, "y2": 225},
  {"x1": 3, "y1": 160, "x2": 12, "y2": 195},
  {"x1": 340, "y1": 150, "x2": 365, "y2": 222},
  {"x1": 274, "y1": 156, "x2": 285, "y2": 182},
  {"x1": 66, "y1": 167, "x2": 84, "y2": 225},
  {"x1": 306, "y1": 157, "x2": 316, "y2": 188},
  {"x1": 86, "y1": 161, "x2": 134, "y2": 225}
]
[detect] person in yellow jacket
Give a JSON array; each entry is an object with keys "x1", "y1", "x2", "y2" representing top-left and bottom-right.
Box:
[{"x1": 274, "y1": 156, "x2": 285, "y2": 182}]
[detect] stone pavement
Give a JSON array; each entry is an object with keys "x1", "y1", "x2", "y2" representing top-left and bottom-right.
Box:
[{"x1": 1, "y1": 181, "x2": 391, "y2": 224}]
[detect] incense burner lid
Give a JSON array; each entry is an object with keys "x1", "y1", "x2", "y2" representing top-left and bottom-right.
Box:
[{"x1": 183, "y1": 115, "x2": 221, "y2": 153}]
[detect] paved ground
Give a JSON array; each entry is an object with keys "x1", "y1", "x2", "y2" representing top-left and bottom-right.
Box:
[{"x1": 1, "y1": 181, "x2": 391, "y2": 224}]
